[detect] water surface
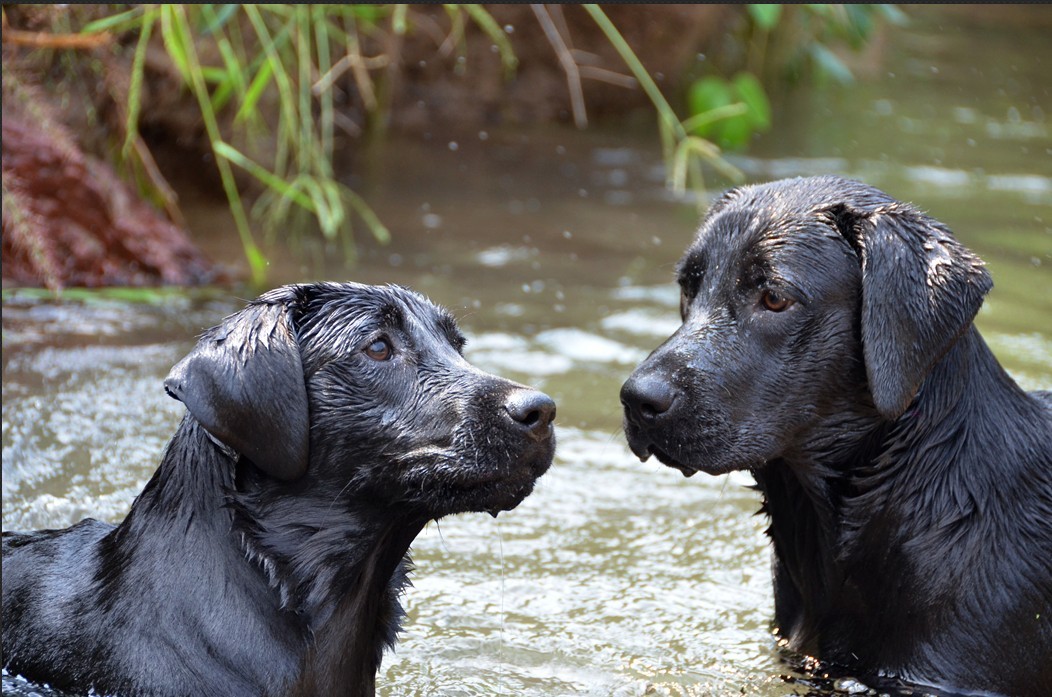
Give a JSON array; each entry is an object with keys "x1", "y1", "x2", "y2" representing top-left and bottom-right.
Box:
[{"x1": 3, "y1": 9, "x2": 1050, "y2": 696}]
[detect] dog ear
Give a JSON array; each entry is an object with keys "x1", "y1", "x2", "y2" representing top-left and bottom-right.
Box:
[
  {"x1": 164, "y1": 295, "x2": 310, "y2": 481},
  {"x1": 831, "y1": 200, "x2": 992, "y2": 419}
]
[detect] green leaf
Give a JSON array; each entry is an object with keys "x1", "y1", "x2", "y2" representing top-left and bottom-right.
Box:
[
  {"x1": 747, "y1": 4, "x2": 783, "y2": 31},
  {"x1": 121, "y1": 9, "x2": 158, "y2": 160},
  {"x1": 731, "y1": 73, "x2": 771, "y2": 130},
  {"x1": 687, "y1": 77, "x2": 735, "y2": 137},
  {"x1": 214, "y1": 142, "x2": 313, "y2": 211},
  {"x1": 716, "y1": 114, "x2": 752, "y2": 150},
  {"x1": 345, "y1": 189, "x2": 391, "y2": 244},
  {"x1": 236, "y1": 58, "x2": 275, "y2": 125},
  {"x1": 680, "y1": 102, "x2": 749, "y2": 135},
  {"x1": 390, "y1": 4, "x2": 408, "y2": 34},
  {"x1": 459, "y1": 4, "x2": 518, "y2": 77},
  {"x1": 201, "y1": 4, "x2": 241, "y2": 36},
  {"x1": 81, "y1": 7, "x2": 146, "y2": 35}
]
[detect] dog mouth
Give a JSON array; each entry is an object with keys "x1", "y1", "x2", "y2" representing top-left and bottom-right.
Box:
[
  {"x1": 456, "y1": 462, "x2": 548, "y2": 518},
  {"x1": 646, "y1": 445, "x2": 698, "y2": 478},
  {"x1": 625, "y1": 429, "x2": 698, "y2": 478},
  {"x1": 400, "y1": 440, "x2": 553, "y2": 517}
]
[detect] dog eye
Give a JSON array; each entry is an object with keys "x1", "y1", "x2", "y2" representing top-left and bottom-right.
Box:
[
  {"x1": 364, "y1": 339, "x2": 393, "y2": 361},
  {"x1": 760, "y1": 290, "x2": 793, "y2": 312}
]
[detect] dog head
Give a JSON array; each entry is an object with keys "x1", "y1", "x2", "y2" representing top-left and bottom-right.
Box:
[
  {"x1": 164, "y1": 282, "x2": 555, "y2": 517},
  {"x1": 621, "y1": 176, "x2": 991, "y2": 476}
]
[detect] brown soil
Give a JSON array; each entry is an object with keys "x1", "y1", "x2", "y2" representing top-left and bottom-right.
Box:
[{"x1": 1, "y1": 93, "x2": 222, "y2": 289}]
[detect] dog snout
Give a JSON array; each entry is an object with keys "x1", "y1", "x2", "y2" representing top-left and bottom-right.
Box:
[
  {"x1": 504, "y1": 389, "x2": 557, "y2": 440},
  {"x1": 621, "y1": 372, "x2": 676, "y2": 423}
]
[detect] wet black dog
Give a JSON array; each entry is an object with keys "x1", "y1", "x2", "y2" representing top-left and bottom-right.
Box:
[
  {"x1": 2, "y1": 282, "x2": 556, "y2": 697},
  {"x1": 621, "y1": 176, "x2": 1052, "y2": 696}
]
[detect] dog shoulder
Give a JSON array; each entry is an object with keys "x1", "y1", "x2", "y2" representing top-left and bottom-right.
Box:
[
  {"x1": 1030, "y1": 389, "x2": 1052, "y2": 416},
  {"x1": 3, "y1": 520, "x2": 114, "y2": 629}
]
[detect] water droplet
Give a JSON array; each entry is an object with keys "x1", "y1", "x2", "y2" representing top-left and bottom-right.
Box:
[{"x1": 448, "y1": 141, "x2": 459, "y2": 151}]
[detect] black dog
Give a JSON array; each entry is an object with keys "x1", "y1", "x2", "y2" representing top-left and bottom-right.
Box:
[
  {"x1": 621, "y1": 176, "x2": 1052, "y2": 696},
  {"x1": 3, "y1": 282, "x2": 556, "y2": 697}
]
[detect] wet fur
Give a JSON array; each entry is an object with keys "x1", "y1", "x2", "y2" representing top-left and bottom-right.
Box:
[
  {"x1": 622, "y1": 176, "x2": 1052, "y2": 695},
  {"x1": 2, "y1": 282, "x2": 555, "y2": 697}
]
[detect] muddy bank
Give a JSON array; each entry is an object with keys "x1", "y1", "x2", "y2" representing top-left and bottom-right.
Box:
[{"x1": 1, "y1": 94, "x2": 222, "y2": 290}]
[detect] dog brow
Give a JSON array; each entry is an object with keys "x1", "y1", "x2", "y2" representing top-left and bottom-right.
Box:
[
  {"x1": 676, "y1": 250, "x2": 706, "y2": 297},
  {"x1": 437, "y1": 312, "x2": 467, "y2": 352}
]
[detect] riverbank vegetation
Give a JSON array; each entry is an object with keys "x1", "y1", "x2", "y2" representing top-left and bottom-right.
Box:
[{"x1": 2, "y1": 4, "x2": 901, "y2": 288}]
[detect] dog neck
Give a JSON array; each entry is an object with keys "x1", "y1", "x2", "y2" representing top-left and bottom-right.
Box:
[
  {"x1": 283, "y1": 521, "x2": 425, "y2": 697},
  {"x1": 115, "y1": 416, "x2": 428, "y2": 695},
  {"x1": 755, "y1": 325, "x2": 1047, "y2": 659},
  {"x1": 843, "y1": 325, "x2": 1045, "y2": 542},
  {"x1": 229, "y1": 460, "x2": 429, "y2": 695}
]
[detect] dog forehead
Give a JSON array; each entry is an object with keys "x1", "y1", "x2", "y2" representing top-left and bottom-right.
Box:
[
  {"x1": 292, "y1": 282, "x2": 463, "y2": 352},
  {"x1": 682, "y1": 189, "x2": 852, "y2": 279},
  {"x1": 678, "y1": 206, "x2": 778, "y2": 282}
]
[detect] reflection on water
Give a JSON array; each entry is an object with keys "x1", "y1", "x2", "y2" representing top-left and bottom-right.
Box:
[{"x1": 3, "y1": 8, "x2": 1050, "y2": 697}]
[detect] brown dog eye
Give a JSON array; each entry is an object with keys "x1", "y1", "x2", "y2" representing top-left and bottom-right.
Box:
[
  {"x1": 761, "y1": 290, "x2": 793, "y2": 312},
  {"x1": 364, "y1": 339, "x2": 392, "y2": 361}
]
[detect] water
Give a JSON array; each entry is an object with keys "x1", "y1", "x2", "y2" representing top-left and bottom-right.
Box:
[{"x1": 3, "y1": 9, "x2": 1050, "y2": 696}]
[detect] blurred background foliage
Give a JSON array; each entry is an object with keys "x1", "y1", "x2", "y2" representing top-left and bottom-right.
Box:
[{"x1": 2, "y1": 4, "x2": 901, "y2": 287}]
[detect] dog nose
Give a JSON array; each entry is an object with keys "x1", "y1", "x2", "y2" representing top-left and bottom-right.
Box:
[
  {"x1": 620, "y1": 373, "x2": 675, "y2": 422},
  {"x1": 504, "y1": 389, "x2": 556, "y2": 439}
]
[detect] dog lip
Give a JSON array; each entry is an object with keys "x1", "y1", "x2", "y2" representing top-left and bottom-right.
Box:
[
  {"x1": 649, "y1": 445, "x2": 697, "y2": 478},
  {"x1": 624, "y1": 433, "x2": 653, "y2": 462}
]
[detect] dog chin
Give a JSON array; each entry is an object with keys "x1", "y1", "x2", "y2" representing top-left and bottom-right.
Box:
[
  {"x1": 443, "y1": 451, "x2": 552, "y2": 517},
  {"x1": 443, "y1": 479, "x2": 538, "y2": 518},
  {"x1": 630, "y1": 439, "x2": 740, "y2": 478}
]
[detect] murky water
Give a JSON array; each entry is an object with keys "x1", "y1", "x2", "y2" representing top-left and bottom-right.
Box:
[{"x1": 3, "y1": 9, "x2": 1050, "y2": 696}]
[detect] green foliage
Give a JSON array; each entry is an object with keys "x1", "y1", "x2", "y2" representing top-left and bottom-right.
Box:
[
  {"x1": 82, "y1": 4, "x2": 409, "y2": 284},
  {"x1": 747, "y1": 4, "x2": 783, "y2": 31},
  {"x1": 583, "y1": 5, "x2": 741, "y2": 195},
  {"x1": 61, "y1": 3, "x2": 745, "y2": 277},
  {"x1": 684, "y1": 4, "x2": 902, "y2": 152},
  {"x1": 686, "y1": 73, "x2": 770, "y2": 150}
]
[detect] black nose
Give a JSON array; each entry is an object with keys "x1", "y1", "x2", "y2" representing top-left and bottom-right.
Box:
[
  {"x1": 504, "y1": 389, "x2": 557, "y2": 440},
  {"x1": 620, "y1": 372, "x2": 675, "y2": 422}
]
